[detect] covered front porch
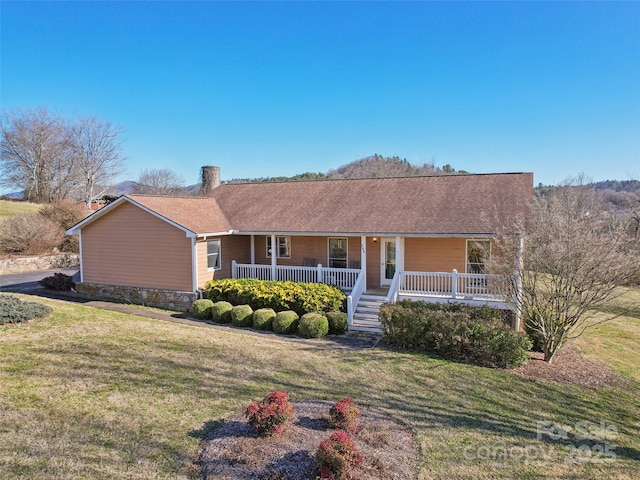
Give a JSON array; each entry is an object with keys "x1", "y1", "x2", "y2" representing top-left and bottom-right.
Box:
[
  {"x1": 230, "y1": 257, "x2": 517, "y2": 333},
  {"x1": 223, "y1": 234, "x2": 521, "y2": 332}
]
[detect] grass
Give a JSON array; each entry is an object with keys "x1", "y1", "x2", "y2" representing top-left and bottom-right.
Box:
[
  {"x1": 0, "y1": 199, "x2": 41, "y2": 220},
  {"x1": 1, "y1": 294, "x2": 639, "y2": 479},
  {"x1": 574, "y1": 287, "x2": 640, "y2": 383}
]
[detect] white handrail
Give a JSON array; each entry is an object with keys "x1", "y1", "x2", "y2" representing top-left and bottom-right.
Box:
[
  {"x1": 385, "y1": 269, "x2": 401, "y2": 303},
  {"x1": 347, "y1": 269, "x2": 366, "y2": 326}
]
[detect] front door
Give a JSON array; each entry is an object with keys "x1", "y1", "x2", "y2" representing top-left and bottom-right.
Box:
[{"x1": 380, "y1": 238, "x2": 396, "y2": 286}]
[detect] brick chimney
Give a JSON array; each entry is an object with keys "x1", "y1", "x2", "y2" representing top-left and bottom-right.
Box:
[{"x1": 201, "y1": 166, "x2": 221, "y2": 195}]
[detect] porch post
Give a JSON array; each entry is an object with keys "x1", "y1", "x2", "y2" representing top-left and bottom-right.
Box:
[
  {"x1": 451, "y1": 269, "x2": 458, "y2": 299},
  {"x1": 250, "y1": 235, "x2": 255, "y2": 264},
  {"x1": 232, "y1": 260, "x2": 237, "y2": 279},
  {"x1": 317, "y1": 263, "x2": 324, "y2": 283},
  {"x1": 360, "y1": 236, "x2": 367, "y2": 291},
  {"x1": 514, "y1": 236, "x2": 524, "y2": 331},
  {"x1": 395, "y1": 236, "x2": 404, "y2": 273},
  {"x1": 270, "y1": 234, "x2": 277, "y2": 280}
]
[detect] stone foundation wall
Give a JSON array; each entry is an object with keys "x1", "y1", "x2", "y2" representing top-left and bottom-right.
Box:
[
  {"x1": 0, "y1": 253, "x2": 79, "y2": 274},
  {"x1": 76, "y1": 283, "x2": 197, "y2": 312}
]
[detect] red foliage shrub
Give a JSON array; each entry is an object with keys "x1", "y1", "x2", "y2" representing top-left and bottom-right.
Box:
[
  {"x1": 244, "y1": 390, "x2": 293, "y2": 436},
  {"x1": 329, "y1": 397, "x2": 360, "y2": 433},
  {"x1": 316, "y1": 430, "x2": 363, "y2": 480}
]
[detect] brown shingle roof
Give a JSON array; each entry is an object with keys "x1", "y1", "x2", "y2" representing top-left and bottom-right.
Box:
[
  {"x1": 69, "y1": 173, "x2": 532, "y2": 236},
  {"x1": 208, "y1": 173, "x2": 532, "y2": 235},
  {"x1": 125, "y1": 195, "x2": 232, "y2": 235}
]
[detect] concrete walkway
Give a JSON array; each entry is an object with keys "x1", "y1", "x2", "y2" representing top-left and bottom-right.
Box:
[{"x1": 1, "y1": 268, "x2": 383, "y2": 350}]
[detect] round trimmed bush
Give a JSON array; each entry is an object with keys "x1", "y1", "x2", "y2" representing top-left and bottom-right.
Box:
[
  {"x1": 252, "y1": 308, "x2": 276, "y2": 330},
  {"x1": 325, "y1": 311, "x2": 348, "y2": 335},
  {"x1": 298, "y1": 313, "x2": 329, "y2": 339},
  {"x1": 231, "y1": 304, "x2": 254, "y2": 327},
  {"x1": 211, "y1": 301, "x2": 233, "y2": 323},
  {"x1": 192, "y1": 299, "x2": 214, "y2": 320},
  {"x1": 273, "y1": 310, "x2": 299, "y2": 334}
]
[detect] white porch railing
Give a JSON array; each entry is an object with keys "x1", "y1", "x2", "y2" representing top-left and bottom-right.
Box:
[
  {"x1": 231, "y1": 263, "x2": 513, "y2": 303},
  {"x1": 232, "y1": 261, "x2": 360, "y2": 290},
  {"x1": 399, "y1": 269, "x2": 513, "y2": 301}
]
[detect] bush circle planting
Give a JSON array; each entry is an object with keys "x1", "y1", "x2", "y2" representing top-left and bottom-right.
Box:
[
  {"x1": 192, "y1": 299, "x2": 214, "y2": 320},
  {"x1": 298, "y1": 313, "x2": 329, "y2": 338},
  {"x1": 379, "y1": 301, "x2": 532, "y2": 368},
  {"x1": 252, "y1": 308, "x2": 276, "y2": 330},
  {"x1": 231, "y1": 304, "x2": 254, "y2": 327},
  {"x1": 329, "y1": 398, "x2": 360, "y2": 433},
  {"x1": 1, "y1": 294, "x2": 52, "y2": 325},
  {"x1": 325, "y1": 311, "x2": 348, "y2": 335},
  {"x1": 273, "y1": 310, "x2": 299, "y2": 334},
  {"x1": 39, "y1": 273, "x2": 75, "y2": 291},
  {"x1": 211, "y1": 301, "x2": 233, "y2": 323},
  {"x1": 203, "y1": 278, "x2": 345, "y2": 316},
  {"x1": 244, "y1": 391, "x2": 294, "y2": 436},
  {"x1": 316, "y1": 430, "x2": 363, "y2": 480}
]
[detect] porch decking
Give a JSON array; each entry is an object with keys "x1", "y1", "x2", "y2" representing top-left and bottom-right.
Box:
[{"x1": 231, "y1": 262, "x2": 515, "y2": 333}]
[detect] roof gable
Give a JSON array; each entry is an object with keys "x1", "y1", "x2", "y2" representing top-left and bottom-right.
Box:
[{"x1": 67, "y1": 194, "x2": 232, "y2": 237}]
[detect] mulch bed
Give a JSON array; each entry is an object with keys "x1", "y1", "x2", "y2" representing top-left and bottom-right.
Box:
[
  {"x1": 194, "y1": 401, "x2": 419, "y2": 480},
  {"x1": 510, "y1": 343, "x2": 627, "y2": 388}
]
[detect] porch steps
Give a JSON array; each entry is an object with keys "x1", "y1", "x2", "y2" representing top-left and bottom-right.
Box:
[{"x1": 351, "y1": 294, "x2": 386, "y2": 333}]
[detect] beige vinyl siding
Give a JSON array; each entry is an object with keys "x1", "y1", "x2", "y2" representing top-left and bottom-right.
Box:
[
  {"x1": 254, "y1": 235, "x2": 362, "y2": 268},
  {"x1": 366, "y1": 237, "x2": 380, "y2": 288},
  {"x1": 404, "y1": 237, "x2": 467, "y2": 273},
  {"x1": 196, "y1": 235, "x2": 251, "y2": 287},
  {"x1": 81, "y1": 202, "x2": 193, "y2": 291}
]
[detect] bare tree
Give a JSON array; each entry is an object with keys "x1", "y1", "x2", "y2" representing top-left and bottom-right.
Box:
[
  {"x1": 1, "y1": 107, "x2": 74, "y2": 203},
  {"x1": 134, "y1": 168, "x2": 185, "y2": 195},
  {"x1": 489, "y1": 178, "x2": 640, "y2": 363},
  {"x1": 68, "y1": 116, "x2": 125, "y2": 208}
]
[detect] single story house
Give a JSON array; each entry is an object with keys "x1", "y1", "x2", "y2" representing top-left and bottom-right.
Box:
[{"x1": 67, "y1": 168, "x2": 532, "y2": 332}]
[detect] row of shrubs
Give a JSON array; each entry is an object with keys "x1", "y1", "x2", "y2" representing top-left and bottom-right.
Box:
[
  {"x1": 0, "y1": 294, "x2": 52, "y2": 325},
  {"x1": 192, "y1": 299, "x2": 348, "y2": 338},
  {"x1": 245, "y1": 391, "x2": 363, "y2": 480},
  {"x1": 379, "y1": 301, "x2": 532, "y2": 368},
  {"x1": 203, "y1": 278, "x2": 345, "y2": 316}
]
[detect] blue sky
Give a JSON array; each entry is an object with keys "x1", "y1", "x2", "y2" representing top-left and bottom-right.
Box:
[{"x1": 2, "y1": 1, "x2": 639, "y2": 187}]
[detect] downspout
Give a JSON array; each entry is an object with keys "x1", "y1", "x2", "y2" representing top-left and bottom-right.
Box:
[
  {"x1": 191, "y1": 237, "x2": 199, "y2": 295},
  {"x1": 78, "y1": 231, "x2": 84, "y2": 284}
]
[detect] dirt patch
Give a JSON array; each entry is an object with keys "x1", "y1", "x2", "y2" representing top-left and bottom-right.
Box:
[
  {"x1": 510, "y1": 343, "x2": 627, "y2": 388},
  {"x1": 195, "y1": 401, "x2": 419, "y2": 480}
]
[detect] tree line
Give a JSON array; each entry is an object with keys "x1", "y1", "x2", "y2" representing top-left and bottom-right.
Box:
[{"x1": 1, "y1": 107, "x2": 125, "y2": 206}]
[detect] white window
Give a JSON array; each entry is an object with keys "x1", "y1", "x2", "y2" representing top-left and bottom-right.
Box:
[
  {"x1": 467, "y1": 240, "x2": 490, "y2": 274},
  {"x1": 207, "y1": 239, "x2": 221, "y2": 270},
  {"x1": 266, "y1": 236, "x2": 291, "y2": 258},
  {"x1": 328, "y1": 237, "x2": 348, "y2": 268}
]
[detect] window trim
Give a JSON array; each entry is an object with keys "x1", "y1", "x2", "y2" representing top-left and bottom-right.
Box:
[
  {"x1": 466, "y1": 239, "x2": 490, "y2": 274},
  {"x1": 328, "y1": 237, "x2": 348, "y2": 269},
  {"x1": 266, "y1": 236, "x2": 291, "y2": 259},
  {"x1": 206, "y1": 238, "x2": 222, "y2": 271}
]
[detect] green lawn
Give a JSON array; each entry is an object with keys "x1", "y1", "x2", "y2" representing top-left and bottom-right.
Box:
[
  {"x1": 1, "y1": 295, "x2": 639, "y2": 479},
  {"x1": 0, "y1": 199, "x2": 41, "y2": 220}
]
